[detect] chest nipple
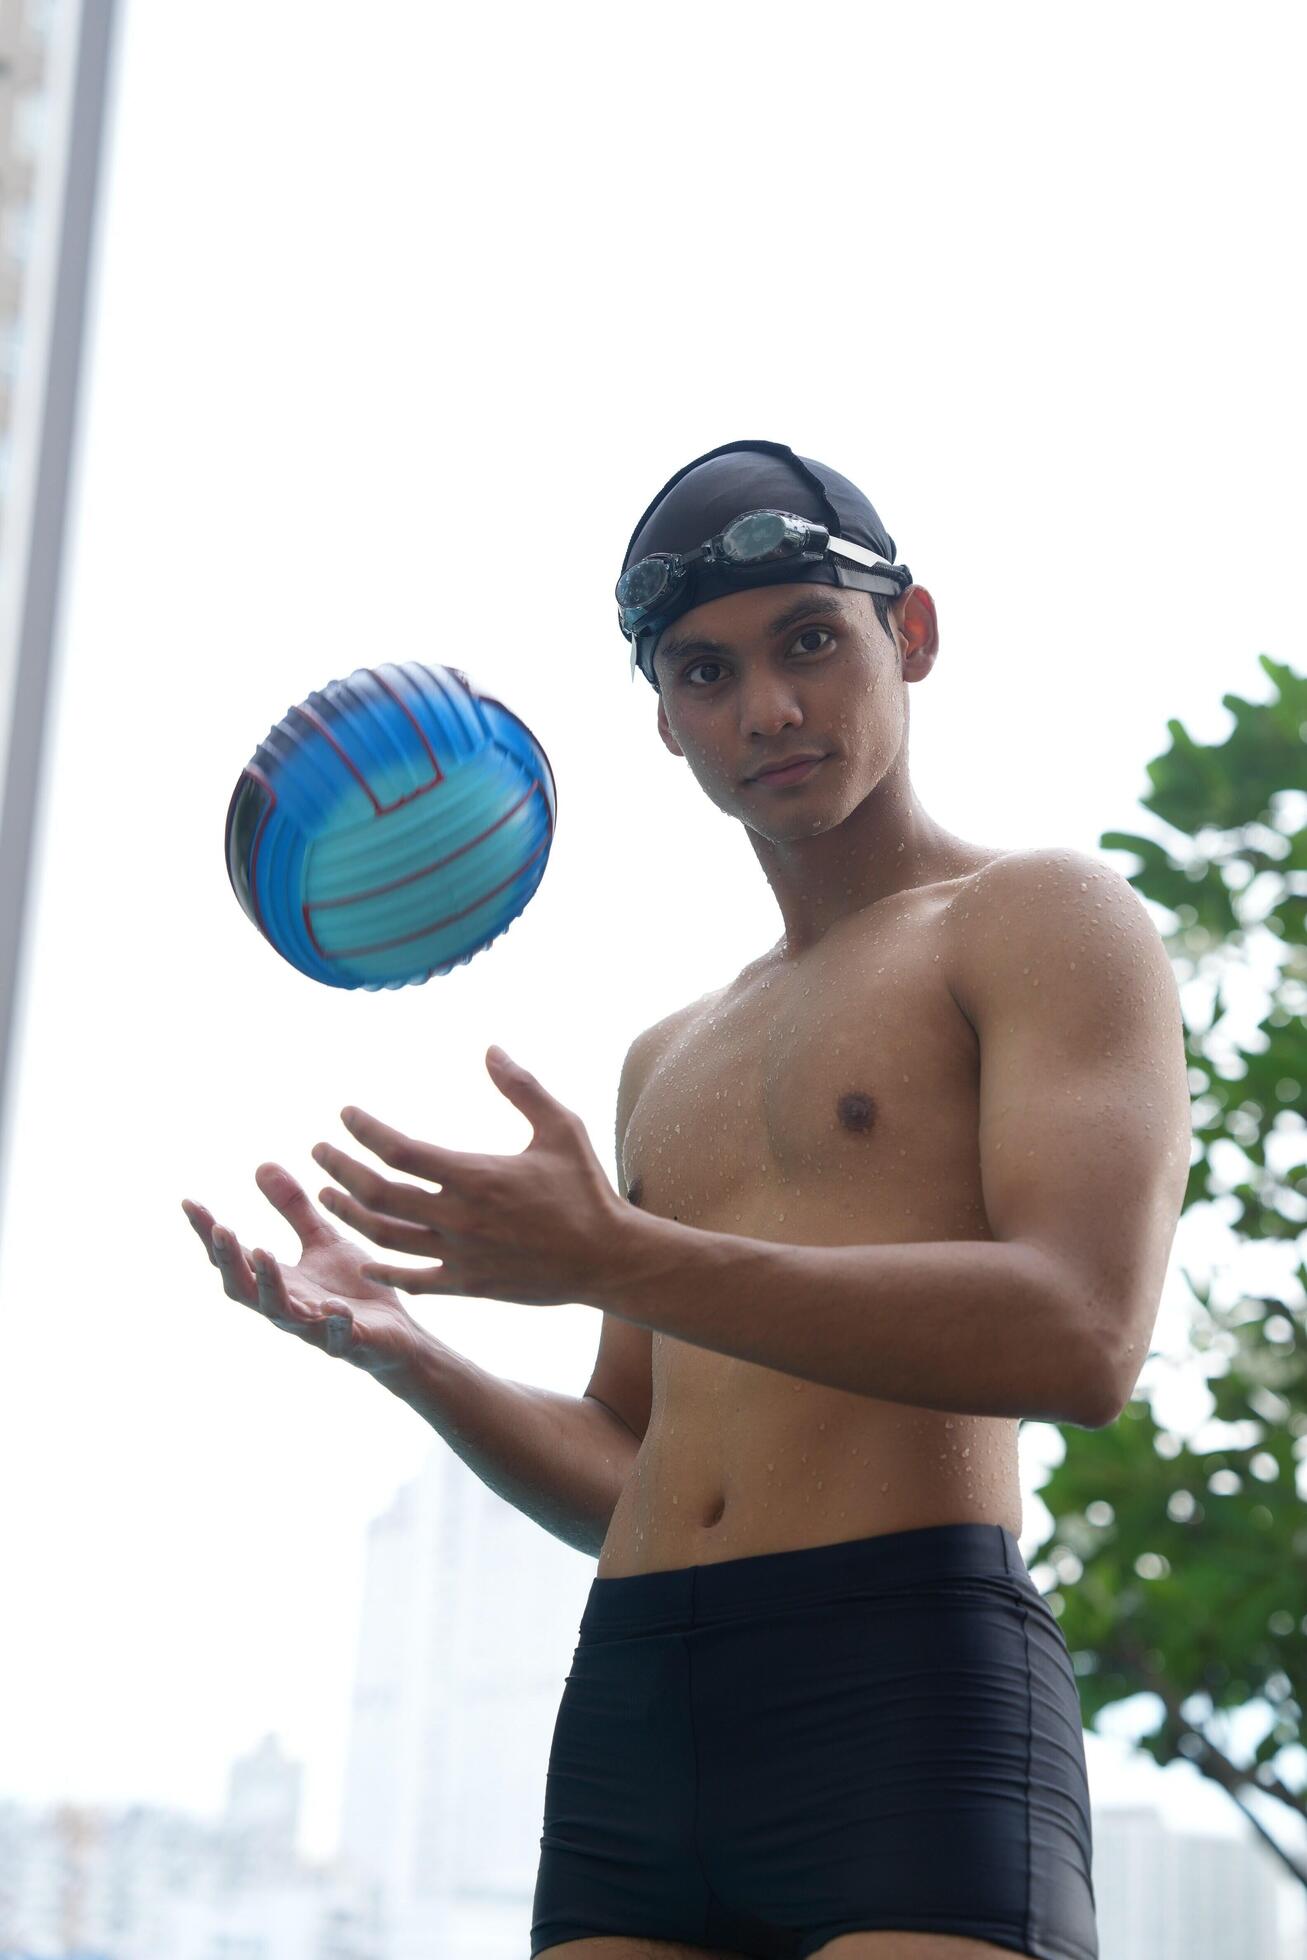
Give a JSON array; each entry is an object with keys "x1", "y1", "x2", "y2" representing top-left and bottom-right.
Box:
[
  {"x1": 836, "y1": 1090, "x2": 878, "y2": 1134},
  {"x1": 626, "y1": 1174, "x2": 645, "y2": 1208}
]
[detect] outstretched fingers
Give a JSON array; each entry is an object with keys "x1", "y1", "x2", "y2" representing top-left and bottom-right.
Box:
[
  {"x1": 309, "y1": 1138, "x2": 445, "y2": 1228},
  {"x1": 247, "y1": 1248, "x2": 351, "y2": 1349},
  {"x1": 337, "y1": 1106, "x2": 475, "y2": 1185},
  {"x1": 355, "y1": 1255, "x2": 450, "y2": 1295},
  {"x1": 312, "y1": 1179, "x2": 442, "y2": 1258},
  {"x1": 182, "y1": 1198, "x2": 356, "y2": 1348},
  {"x1": 189, "y1": 1207, "x2": 260, "y2": 1302}
]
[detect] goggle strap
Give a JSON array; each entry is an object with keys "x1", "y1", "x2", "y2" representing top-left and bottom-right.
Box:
[{"x1": 825, "y1": 534, "x2": 892, "y2": 572}]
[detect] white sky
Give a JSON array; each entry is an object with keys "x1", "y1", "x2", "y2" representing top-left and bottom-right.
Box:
[{"x1": 0, "y1": 0, "x2": 1304, "y2": 1892}]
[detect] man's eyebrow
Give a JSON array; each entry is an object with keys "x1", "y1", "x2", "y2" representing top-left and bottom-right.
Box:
[{"x1": 657, "y1": 592, "x2": 848, "y2": 667}]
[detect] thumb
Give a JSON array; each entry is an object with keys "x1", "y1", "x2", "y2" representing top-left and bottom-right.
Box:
[
  {"x1": 255, "y1": 1163, "x2": 335, "y2": 1246},
  {"x1": 486, "y1": 1046, "x2": 559, "y2": 1126}
]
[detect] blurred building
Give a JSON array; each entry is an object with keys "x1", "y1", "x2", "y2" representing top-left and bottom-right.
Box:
[
  {"x1": 339, "y1": 1444, "x2": 594, "y2": 1957},
  {"x1": 0, "y1": 0, "x2": 118, "y2": 1255},
  {"x1": 1091, "y1": 1802, "x2": 1301, "y2": 1960},
  {"x1": 0, "y1": 1746, "x2": 383, "y2": 1958},
  {"x1": 219, "y1": 1732, "x2": 303, "y2": 1893},
  {"x1": 0, "y1": 0, "x2": 48, "y2": 550}
]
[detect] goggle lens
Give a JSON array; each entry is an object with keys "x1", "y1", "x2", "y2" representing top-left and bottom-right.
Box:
[
  {"x1": 616, "y1": 510, "x2": 818, "y2": 633},
  {"x1": 615, "y1": 556, "x2": 675, "y2": 613},
  {"x1": 719, "y1": 509, "x2": 801, "y2": 563}
]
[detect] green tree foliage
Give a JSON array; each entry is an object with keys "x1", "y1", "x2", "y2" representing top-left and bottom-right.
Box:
[{"x1": 1026, "y1": 655, "x2": 1307, "y2": 1889}]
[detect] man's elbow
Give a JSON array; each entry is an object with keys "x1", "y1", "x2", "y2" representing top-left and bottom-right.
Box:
[
  {"x1": 1085, "y1": 1290, "x2": 1158, "y2": 1426},
  {"x1": 1049, "y1": 1317, "x2": 1125, "y2": 1428},
  {"x1": 1050, "y1": 1260, "x2": 1139, "y2": 1429},
  {"x1": 1072, "y1": 1346, "x2": 1130, "y2": 1429},
  {"x1": 1072, "y1": 1383, "x2": 1123, "y2": 1429}
]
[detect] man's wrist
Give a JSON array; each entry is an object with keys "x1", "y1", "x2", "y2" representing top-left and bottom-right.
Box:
[
  {"x1": 587, "y1": 1201, "x2": 705, "y2": 1321},
  {"x1": 373, "y1": 1310, "x2": 445, "y2": 1399}
]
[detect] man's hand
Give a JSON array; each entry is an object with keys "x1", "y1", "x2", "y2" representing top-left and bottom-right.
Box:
[
  {"x1": 182, "y1": 1165, "x2": 427, "y2": 1381},
  {"x1": 309, "y1": 1046, "x2": 630, "y2": 1307}
]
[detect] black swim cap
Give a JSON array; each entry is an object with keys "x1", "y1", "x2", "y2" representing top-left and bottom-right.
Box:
[{"x1": 618, "y1": 439, "x2": 912, "y2": 690}]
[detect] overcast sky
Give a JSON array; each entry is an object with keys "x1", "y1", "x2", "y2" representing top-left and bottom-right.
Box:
[{"x1": 0, "y1": 0, "x2": 1303, "y2": 1886}]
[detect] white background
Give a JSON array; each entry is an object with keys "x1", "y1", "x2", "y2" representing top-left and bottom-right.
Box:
[{"x1": 0, "y1": 0, "x2": 1303, "y2": 1887}]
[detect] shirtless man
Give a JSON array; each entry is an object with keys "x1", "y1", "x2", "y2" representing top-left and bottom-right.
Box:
[{"x1": 183, "y1": 439, "x2": 1192, "y2": 1960}]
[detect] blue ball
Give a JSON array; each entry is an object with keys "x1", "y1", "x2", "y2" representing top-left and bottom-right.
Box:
[{"x1": 224, "y1": 663, "x2": 557, "y2": 991}]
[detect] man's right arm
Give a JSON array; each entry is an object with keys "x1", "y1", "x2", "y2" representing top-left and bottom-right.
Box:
[{"x1": 387, "y1": 1341, "x2": 640, "y2": 1557}]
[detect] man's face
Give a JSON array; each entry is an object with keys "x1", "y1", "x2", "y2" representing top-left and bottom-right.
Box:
[{"x1": 652, "y1": 581, "x2": 926, "y2": 835}]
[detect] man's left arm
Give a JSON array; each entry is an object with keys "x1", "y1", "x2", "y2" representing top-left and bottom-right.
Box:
[{"x1": 597, "y1": 849, "x2": 1193, "y2": 1430}]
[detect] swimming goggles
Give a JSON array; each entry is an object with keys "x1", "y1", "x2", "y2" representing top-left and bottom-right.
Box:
[{"x1": 615, "y1": 508, "x2": 910, "y2": 656}]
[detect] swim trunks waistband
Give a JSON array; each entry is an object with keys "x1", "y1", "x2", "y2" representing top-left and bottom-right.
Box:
[{"x1": 581, "y1": 1521, "x2": 1039, "y2": 1641}]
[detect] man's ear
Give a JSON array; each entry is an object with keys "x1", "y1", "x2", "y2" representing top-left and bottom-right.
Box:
[
  {"x1": 656, "y1": 691, "x2": 685, "y2": 759},
  {"x1": 893, "y1": 584, "x2": 940, "y2": 680}
]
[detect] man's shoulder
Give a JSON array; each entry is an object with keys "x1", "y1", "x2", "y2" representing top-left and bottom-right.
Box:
[
  {"x1": 942, "y1": 844, "x2": 1144, "y2": 1030},
  {"x1": 950, "y1": 841, "x2": 1110, "y2": 896},
  {"x1": 619, "y1": 994, "x2": 710, "y2": 1099},
  {"x1": 945, "y1": 842, "x2": 1140, "y2": 918}
]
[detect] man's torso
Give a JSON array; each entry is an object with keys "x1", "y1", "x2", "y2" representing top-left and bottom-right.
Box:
[{"x1": 597, "y1": 845, "x2": 1024, "y2": 1578}]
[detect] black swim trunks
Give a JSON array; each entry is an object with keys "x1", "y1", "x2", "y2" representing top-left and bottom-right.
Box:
[{"x1": 531, "y1": 1522, "x2": 1098, "y2": 1960}]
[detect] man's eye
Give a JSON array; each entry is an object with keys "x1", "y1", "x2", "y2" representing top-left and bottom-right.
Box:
[{"x1": 682, "y1": 628, "x2": 834, "y2": 688}]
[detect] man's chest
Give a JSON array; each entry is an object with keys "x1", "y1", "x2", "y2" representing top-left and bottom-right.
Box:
[{"x1": 622, "y1": 889, "x2": 990, "y2": 1239}]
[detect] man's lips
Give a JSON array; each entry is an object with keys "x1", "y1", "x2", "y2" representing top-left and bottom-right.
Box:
[{"x1": 746, "y1": 753, "x2": 828, "y2": 784}]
